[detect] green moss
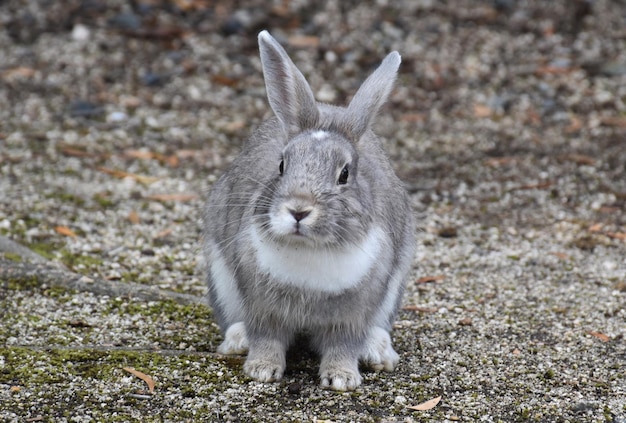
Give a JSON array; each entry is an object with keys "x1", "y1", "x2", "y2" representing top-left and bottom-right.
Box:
[
  {"x1": 59, "y1": 249, "x2": 103, "y2": 271},
  {"x1": 26, "y1": 241, "x2": 60, "y2": 260},
  {"x1": 543, "y1": 368, "x2": 555, "y2": 380},
  {"x1": 5, "y1": 275, "x2": 41, "y2": 291},
  {"x1": 43, "y1": 285, "x2": 76, "y2": 299},
  {"x1": 1, "y1": 251, "x2": 23, "y2": 262},
  {"x1": 519, "y1": 407, "x2": 531, "y2": 419},
  {"x1": 93, "y1": 192, "x2": 116, "y2": 208},
  {"x1": 98, "y1": 298, "x2": 218, "y2": 350},
  {"x1": 0, "y1": 347, "x2": 172, "y2": 387},
  {"x1": 46, "y1": 191, "x2": 85, "y2": 207}
]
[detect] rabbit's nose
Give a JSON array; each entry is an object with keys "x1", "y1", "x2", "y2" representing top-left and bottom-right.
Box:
[{"x1": 289, "y1": 208, "x2": 311, "y2": 222}]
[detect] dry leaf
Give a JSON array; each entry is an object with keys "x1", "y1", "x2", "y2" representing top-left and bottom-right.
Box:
[
  {"x1": 123, "y1": 149, "x2": 161, "y2": 161},
  {"x1": 165, "y1": 155, "x2": 179, "y2": 167},
  {"x1": 123, "y1": 367, "x2": 155, "y2": 393},
  {"x1": 128, "y1": 210, "x2": 140, "y2": 224},
  {"x1": 613, "y1": 281, "x2": 626, "y2": 292},
  {"x1": 59, "y1": 145, "x2": 98, "y2": 158},
  {"x1": 400, "y1": 113, "x2": 426, "y2": 123},
  {"x1": 55, "y1": 226, "x2": 77, "y2": 238},
  {"x1": 223, "y1": 120, "x2": 246, "y2": 133},
  {"x1": 563, "y1": 154, "x2": 595, "y2": 166},
  {"x1": 458, "y1": 317, "x2": 473, "y2": 326},
  {"x1": 97, "y1": 167, "x2": 160, "y2": 185},
  {"x1": 484, "y1": 157, "x2": 516, "y2": 167},
  {"x1": 124, "y1": 149, "x2": 179, "y2": 167},
  {"x1": 587, "y1": 331, "x2": 610, "y2": 342},
  {"x1": 588, "y1": 223, "x2": 604, "y2": 232},
  {"x1": 145, "y1": 193, "x2": 198, "y2": 202},
  {"x1": 175, "y1": 149, "x2": 197, "y2": 159},
  {"x1": 402, "y1": 305, "x2": 438, "y2": 313},
  {"x1": 605, "y1": 232, "x2": 626, "y2": 241},
  {"x1": 154, "y1": 228, "x2": 174, "y2": 239},
  {"x1": 473, "y1": 104, "x2": 493, "y2": 118},
  {"x1": 173, "y1": 0, "x2": 209, "y2": 11},
  {"x1": 121, "y1": 95, "x2": 141, "y2": 108},
  {"x1": 600, "y1": 116, "x2": 626, "y2": 128},
  {"x1": 10, "y1": 386, "x2": 21, "y2": 392},
  {"x1": 599, "y1": 206, "x2": 620, "y2": 214},
  {"x1": 212, "y1": 74, "x2": 240, "y2": 87},
  {"x1": 564, "y1": 115, "x2": 583, "y2": 133},
  {"x1": 550, "y1": 252, "x2": 569, "y2": 260},
  {"x1": 407, "y1": 395, "x2": 442, "y2": 411},
  {"x1": 525, "y1": 108, "x2": 541, "y2": 125},
  {"x1": 271, "y1": 4, "x2": 291, "y2": 17},
  {"x1": 416, "y1": 275, "x2": 445, "y2": 284},
  {"x1": 2, "y1": 66, "x2": 36, "y2": 81},
  {"x1": 288, "y1": 35, "x2": 320, "y2": 48}
]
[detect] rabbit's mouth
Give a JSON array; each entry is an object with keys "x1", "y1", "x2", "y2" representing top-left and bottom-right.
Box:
[
  {"x1": 267, "y1": 202, "x2": 319, "y2": 240},
  {"x1": 292, "y1": 224, "x2": 306, "y2": 237},
  {"x1": 276, "y1": 225, "x2": 316, "y2": 244}
]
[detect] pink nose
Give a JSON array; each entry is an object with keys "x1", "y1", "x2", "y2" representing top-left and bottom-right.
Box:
[{"x1": 289, "y1": 209, "x2": 311, "y2": 222}]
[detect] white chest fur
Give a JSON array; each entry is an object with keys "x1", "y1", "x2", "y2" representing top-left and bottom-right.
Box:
[{"x1": 249, "y1": 226, "x2": 386, "y2": 293}]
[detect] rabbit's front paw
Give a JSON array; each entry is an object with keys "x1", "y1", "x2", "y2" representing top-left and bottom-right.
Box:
[
  {"x1": 217, "y1": 322, "x2": 248, "y2": 355},
  {"x1": 244, "y1": 358, "x2": 285, "y2": 382},
  {"x1": 360, "y1": 326, "x2": 399, "y2": 372},
  {"x1": 320, "y1": 363, "x2": 362, "y2": 391}
]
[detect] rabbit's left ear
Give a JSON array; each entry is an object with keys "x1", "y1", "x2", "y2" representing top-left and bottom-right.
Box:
[
  {"x1": 346, "y1": 52, "x2": 401, "y2": 140},
  {"x1": 258, "y1": 30, "x2": 320, "y2": 138}
]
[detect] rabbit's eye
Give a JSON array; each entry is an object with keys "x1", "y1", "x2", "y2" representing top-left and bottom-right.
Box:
[
  {"x1": 338, "y1": 164, "x2": 349, "y2": 185},
  {"x1": 279, "y1": 160, "x2": 284, "y2": 175}
]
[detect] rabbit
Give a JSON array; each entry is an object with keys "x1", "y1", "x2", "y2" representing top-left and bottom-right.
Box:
[{"x1": 203, "y1": 30, "x2": 416, "y2": 391}]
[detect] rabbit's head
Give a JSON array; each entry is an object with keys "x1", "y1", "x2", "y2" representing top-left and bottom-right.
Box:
[{"x1": 252, "y1": 31, "x2": 401, "y2": 248}]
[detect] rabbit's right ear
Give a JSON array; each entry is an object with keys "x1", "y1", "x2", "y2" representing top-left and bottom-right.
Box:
[
  {"x1": 258, "y1": 30, "x2": 320, "y2": 138},
  {"x1": 345, "y1": 52, "x2": 401, "y2": 141}
]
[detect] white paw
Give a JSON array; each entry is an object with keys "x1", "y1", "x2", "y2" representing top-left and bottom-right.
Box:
[
  {"x1": 217, "y1": 322, "x2": 249, "y2": 355},
  {"x1": 360, "y1": 327, "x2": 399, "y2": 372},
  {"x1": 320, "y1": 365, "x2": 362, "y2": 391},
  {"x1": 244, "y1": 358, "x2": 285, "y2": 382}
]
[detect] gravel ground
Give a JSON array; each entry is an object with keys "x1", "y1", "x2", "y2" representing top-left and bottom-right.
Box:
[{"x1": 1, "y1": 0, "x2": 625, "y2": 421}]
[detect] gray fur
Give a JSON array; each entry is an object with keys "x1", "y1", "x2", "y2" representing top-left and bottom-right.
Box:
[{"x1": 203, "y1": 30, "x2": 416, "y2": 391}]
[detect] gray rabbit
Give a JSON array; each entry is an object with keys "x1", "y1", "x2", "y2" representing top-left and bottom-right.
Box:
[{"x1": 203, "y1": 30, "x2": 416, "y2": 391}]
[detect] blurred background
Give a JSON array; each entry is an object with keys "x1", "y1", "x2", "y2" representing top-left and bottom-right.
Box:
[
  {"x1": 1, "y1": 1, "x2": 625, "y2": 421},
  {"x1": 1, "y1": 0, "x2": 625, "y2": 290}
]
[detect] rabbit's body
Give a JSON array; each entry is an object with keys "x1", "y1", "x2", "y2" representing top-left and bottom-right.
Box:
[{"x1": 203, "y1": 31, "x2": 415, "y2": 391}]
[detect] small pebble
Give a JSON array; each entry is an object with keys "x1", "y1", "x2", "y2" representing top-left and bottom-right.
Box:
[
  {"x1": 108, "y1": 13, "x2": 141, "y2": 30},
  {"x1": 69, "y1": 100, "x2": 103, "y2": 118},
  {"x1": 107, "y1": 111, "x2": 128, "y2": 122},
  {"x1": 395, "y1": 395, "x2": 407, "y2": 404},
  {"x1": 71, "y1": 24, "x2": 90, "y2": 41}
]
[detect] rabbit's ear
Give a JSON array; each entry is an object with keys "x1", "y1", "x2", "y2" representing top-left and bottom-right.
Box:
[
  {"x1": 258, "y1": 30, "x2": 319, "y2": 138},
  {"x1": 346, "y1": 52, "x2": 401, "y2": 140}
]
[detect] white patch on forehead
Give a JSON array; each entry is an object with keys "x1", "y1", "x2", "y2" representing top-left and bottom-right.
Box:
[
  {"x1": 311, "y1": 130, "x2": 330, "y2": 140},
  {"x1": 249, "y1": 225, "x2": 387, "y2": 293}
]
